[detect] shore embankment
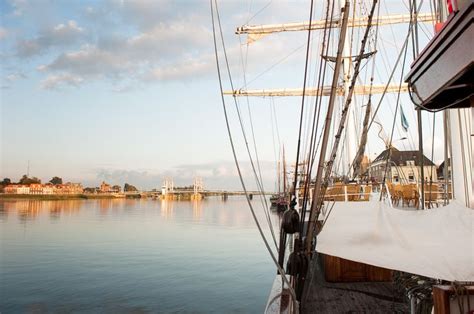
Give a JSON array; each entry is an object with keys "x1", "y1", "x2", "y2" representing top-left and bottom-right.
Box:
[{"x1": 0, "y1": 194, "x2": 130, "y2": 200}]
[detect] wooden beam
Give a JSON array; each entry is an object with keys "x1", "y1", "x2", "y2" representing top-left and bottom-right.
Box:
[
  {"x1": 223, "y1": 84, "x2": 409, "y2": 97},
  {"x1": 236, "y1": 13, "x2": 435, "y2": 36}
]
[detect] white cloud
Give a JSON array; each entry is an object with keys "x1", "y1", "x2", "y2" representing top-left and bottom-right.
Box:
[
  {"x1": 9, "y1": 1, "x2": 308, "y2": 89},
  {"x1": 40, "y1": 73, "x2": 84, "y2": 89},
  {"x1": 1, "y1": 72, "x2": 27, "y2": 89},
  {"x1": 40, "y1": 45, "x2": 129, "y2": 78},
  {"x1": 16, "y1": 20, "x2": 85, "y2": 57},
  {"x1": 144, "y1": 56, "x2": 214, "y2": 81},
  {"x1": 5, "y1": 72, "x2": 26, "y2": 82},
  {"x1": 37, "y1": 19, "x2": 213, "y2": 87},
  {"x1": 94, "y1": 160, "x2": 277, "y2": 191}
]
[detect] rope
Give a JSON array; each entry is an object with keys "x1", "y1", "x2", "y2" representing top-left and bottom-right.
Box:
[
  {"x1": 237, "y1": 34, "x2": 279, "y2": 249},
  {"x1": 214, "y1": 0, "x2": 279, "y2": 250},
  {"x1": 292, "y1": 0, "x2": 316, "y2": 197},
  {"x1": 367, "y1": 0, "x2": 426, "y2": 133},
  {"x1": 318, "y1": 0, "x2": 379, "y2": 213},
  {"x1": 380, "y1": 7, "x2": 411, "y2": 202},
  {"x1": 457, "y1": 110, "x2": 470, "y2": 206},
  {"x1": 210, "y1": 0, "x2": 298, "y2": 310},
  {"x1": 300, "y1": 0, "x2": 336, "y2": 232},
  {"x1": 451, "y1": 282, "x2": 472, "y2": 314}
]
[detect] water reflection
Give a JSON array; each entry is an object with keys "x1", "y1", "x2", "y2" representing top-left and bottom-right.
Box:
[
  {"x1": 1, "y1": 200, "x2": 82, "y2": 222},
  {"x1": 192, "y1": 200, "x2": 203, "y2": 221},
  {"x1": 0, "y1": 197, "x2": 280, "y2": 313},
  {"x1": 0, "y1": 197, "x2": 279, "y2": 229},
  {"x1": 160, "y1": 199, "x2": 174, "y2": 219}
]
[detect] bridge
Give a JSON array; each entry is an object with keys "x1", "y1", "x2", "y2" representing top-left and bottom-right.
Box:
[{"x1": 132, "y1": 178, "x2": 271, "y2": 200}]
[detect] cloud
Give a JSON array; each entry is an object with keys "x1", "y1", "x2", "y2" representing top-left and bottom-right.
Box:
[
  {"x1": 40, "y1": 73, "x2": 84, "y2": 89},
  {"x1": 16, "y1": 20, "x2": 85, "y2": 58},
  {"x1": 144, "y1": 56, "x2": 214, "y2": 81},
  {"x1": 9, "y1": 0, "x2": 27, "y2": 16},
  {"x1": 94, "y1": 160, "x2": 277, "y2": 191},
  {"x1": 0, "y1": 28, "x2": 8, "y2": 40},
  {"x1": 1, "y1": 72, "x2": 27, "y2": 89},
  {"x1": 5, "y1": 72, "x2": 26, "y2": 82},
  {"x1": 9, "y1": 1, "x2": 308, "y2": 89},
  {"x1": 40, "y1": 45, "x2": 128, "y2": 77},
  {"x1": 114, "y1": 0, "x2": 206, "y2": 31},
  {"x1": 36, "y1": 19, "x2": 216, "y2": 88}
]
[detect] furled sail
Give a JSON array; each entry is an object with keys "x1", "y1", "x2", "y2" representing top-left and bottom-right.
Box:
[
  {"x1": 352, "y1": 99, "x2": 371, "y2": 178},
  {"x1": 317, "y1": 200, "x2": 474, "y2": 282}
]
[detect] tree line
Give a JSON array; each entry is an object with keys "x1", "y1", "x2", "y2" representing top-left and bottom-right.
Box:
[{"x1": 0, "y1": 175, "x2": 62, "y2": 186}]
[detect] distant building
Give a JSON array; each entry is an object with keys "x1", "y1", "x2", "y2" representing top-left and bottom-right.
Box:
[
  {"x1": 100, "y1": 182, "x2": 111, "y2": 193},
  {"x1": 4, "y1": 183, "x2": 83, "y2": 195},
  {"x1": 4, "y1": 185, "x2": 19, "y2": 194},
  {"x1": 43, "y1": 184, "x2": 54, "y2": 195},
  {"x1": 110, "y1": 185, "x2": 121, "y2": 193},
  {"x1": 437, "y1": 159, "x2": 451, "y2": 180},
  {"x1": 29, "y1": 183, "x2": 43, "y2": 194},
  {"x1": 369, "y1": 148, "x2": 437, "y2": 184},
  {"x1": 4, "y1": 185, "x2": 30, "y2": 194},
  {"x1": 360, "y1": 155, "x2": 371, "y2": 176},
  {"x1": 54, "y1": 183, "x2": 83, "y2": 194}
]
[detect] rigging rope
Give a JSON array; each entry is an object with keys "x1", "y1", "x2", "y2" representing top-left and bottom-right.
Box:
[
  {"x1": 292, "y1": 0, "x2": 316, "y2": 199},
  {"x1": 351, "y1": 0, "x2": 381, "y2": 178},
  {"x1": 237, "y1": 34, "x2": 278, "y2": 248},
  {"x1": 210, "y1": 1, "x2": 299, "y2": 309},
  {"x1": 307, "y1": 0, "x2": 379, "y2": 240},
  {"x1": 380, "y1": 13, "x2": 411, "y2": 201},
  {"x1": 214, "y1": 0, "x2": 279, "y2": 250},
  {"x1": 299, "y1": 0, "x2": 336, "y2": 232}
]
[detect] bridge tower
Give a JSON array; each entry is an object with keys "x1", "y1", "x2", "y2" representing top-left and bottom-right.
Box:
[
  {"x1": 193, "y1": 177, "x2": 203, "y2": 195},
  {"x1": 192, "y1": 177, "x2": 204, "y2": 200},
  {"x1": 162, "y1": 178, "x2": 174, "y2": 196}
]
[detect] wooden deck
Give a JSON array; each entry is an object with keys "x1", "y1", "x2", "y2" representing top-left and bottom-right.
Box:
[{"x1": 301, "y1": 255, "x2": 408, "y2": 313}]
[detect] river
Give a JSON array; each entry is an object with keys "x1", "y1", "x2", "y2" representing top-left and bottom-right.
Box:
[{"x1": 0, "y1": 197, "x2": 280, "y2": 313}]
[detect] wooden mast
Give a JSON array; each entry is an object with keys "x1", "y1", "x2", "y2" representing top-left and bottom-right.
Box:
[{"x1": 305, "y1": 0, "x2": 351, "y2": 253}]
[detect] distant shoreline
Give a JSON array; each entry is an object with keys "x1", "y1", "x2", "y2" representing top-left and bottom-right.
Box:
[{"x1": 0, "y1": 194, "x2": 131, "y2": 200}]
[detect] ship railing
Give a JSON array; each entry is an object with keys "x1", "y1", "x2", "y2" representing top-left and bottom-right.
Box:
[{"x1": 323, "y1": 184, "x2": 374, "y2": 202}]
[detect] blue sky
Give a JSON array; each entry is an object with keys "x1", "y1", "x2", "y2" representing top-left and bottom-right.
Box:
[{"x1": 1, "y1": 0, "x2": 443, "y2": 190}]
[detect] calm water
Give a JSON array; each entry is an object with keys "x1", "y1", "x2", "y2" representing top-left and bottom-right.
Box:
[{"x1": 0, "y1": 197, "x2": 280, "y2": 313}]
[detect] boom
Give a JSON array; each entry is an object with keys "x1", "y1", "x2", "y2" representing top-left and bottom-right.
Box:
[
  {"x1": 223, "y1": 84, "x2": 408, "y2": 97},
  {"x1": 236, "y1": 13, "x2": 435, "y2": 36}
]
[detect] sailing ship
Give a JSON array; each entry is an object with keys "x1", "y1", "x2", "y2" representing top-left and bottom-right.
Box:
[
  {"x1": 270, "y1": 150, "x2": 290, "y2": 212},
  {"x1": 211, "y1": 0, "x2": 473, "y2": 312}
]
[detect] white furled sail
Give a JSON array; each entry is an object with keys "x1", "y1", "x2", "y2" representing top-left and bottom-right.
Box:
[
  {"x1": 317, "y1": 200, "x2": 474, "y2": 282},
  {"x1": 449, "y1": 107, "x2": 473, "y2": 209}
]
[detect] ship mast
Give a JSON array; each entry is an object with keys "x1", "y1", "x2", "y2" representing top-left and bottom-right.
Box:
[
  {"x1": 305, "y1": 0, "x2": 351, "y2": 252},
  {"x1": 340, "y1": 0, "x2": 355, "y2": 178}
]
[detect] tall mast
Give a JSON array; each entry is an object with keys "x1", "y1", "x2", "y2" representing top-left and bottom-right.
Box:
[
  {"x1": 305, "y1": 0, "x2": 351, "y2": 252},
  {"x1": 277, "y1": 160, "x2": 281, "y2": 194},
  {"x1": 341, "y1": 0, "x2": 355, "y2": 178},
  {"x1": 411, "y1": 0, "x2": 425, "y2": 209}
]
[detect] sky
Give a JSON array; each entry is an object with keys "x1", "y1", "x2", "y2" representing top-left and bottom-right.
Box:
[{"x1": 0, "y1": 0, "x2": 444, "y2": 190}]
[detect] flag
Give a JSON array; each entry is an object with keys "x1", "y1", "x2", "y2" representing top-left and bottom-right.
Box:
[{"x1": 400, "y1": 105, "x2": 409, "y2": 132}]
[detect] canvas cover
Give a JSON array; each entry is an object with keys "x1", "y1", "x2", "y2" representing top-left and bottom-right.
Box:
[{"x1": 317, "y1": 200, "x2": 474, "y2": 282}]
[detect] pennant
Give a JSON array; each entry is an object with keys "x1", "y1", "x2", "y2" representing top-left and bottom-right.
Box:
[{"x1": 400, "y1": 105, "x2": 409, "y2": 132}]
